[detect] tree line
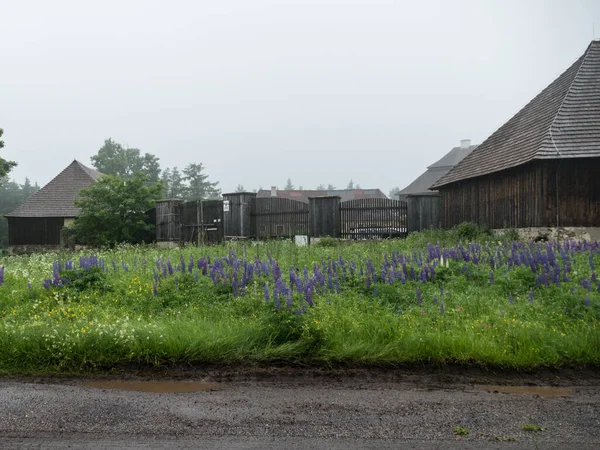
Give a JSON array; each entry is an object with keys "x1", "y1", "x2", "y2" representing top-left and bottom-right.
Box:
[{"x1": 91, "y1": 138, "x2": 221, "y2": 200}]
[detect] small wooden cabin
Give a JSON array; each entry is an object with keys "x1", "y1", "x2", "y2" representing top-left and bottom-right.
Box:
[{"x1": 5, "y1": 160, "x2": 102, "y2": 253}]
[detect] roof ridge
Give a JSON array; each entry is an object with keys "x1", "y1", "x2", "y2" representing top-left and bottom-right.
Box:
[{"x1": 545, "y1": 41, "x2": 596, "y2": 158}]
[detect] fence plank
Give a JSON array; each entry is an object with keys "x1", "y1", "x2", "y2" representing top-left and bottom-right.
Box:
[{"x1": 340, "y1": 198, "x2": 407, "y2": 239}]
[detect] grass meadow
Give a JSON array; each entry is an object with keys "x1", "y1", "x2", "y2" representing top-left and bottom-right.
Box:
[{"x1": 0, "y1": 230, "x2": 599, "y2": 374}]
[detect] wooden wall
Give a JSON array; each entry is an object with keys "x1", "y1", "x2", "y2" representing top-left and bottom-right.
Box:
[
  {"x1": 8, "y1": 217, "x2": 65, "y2": 245},
  {"x1": 439, "y1": 158, "x2": 600, "y2": 228},
  {"x1": 407, "y1": 194, "x2": 441, "y2": 232}
]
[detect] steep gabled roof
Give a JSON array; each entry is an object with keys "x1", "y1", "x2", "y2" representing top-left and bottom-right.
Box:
[
  {"x1": 6, "y1": 160, "x2": 103, "y2": 218},
  {"x1": 434, "y1": 40, "x2": 600, "y2": 188},
  {"x1": 256, "y1": 188, "x2": 388, "y2": 203},
  {"x1": 398, "y1": 143, "x2": 477, "y2": 196}
]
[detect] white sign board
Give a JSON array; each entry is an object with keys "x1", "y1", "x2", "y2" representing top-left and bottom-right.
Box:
[
  {"x1": 295, "y1": 235, "x2": 309, "y2": 247},
  {"x1": 223, "y1": 200, "x2": 230, "y2": 212}
]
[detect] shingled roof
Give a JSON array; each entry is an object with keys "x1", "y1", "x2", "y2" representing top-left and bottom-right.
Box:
[
  {"x1": 6, "y1": 160, "x2": 103, "y2": 218},
  {"x1": 433, "y1": 40, "x2": 600, "y2": 188},
  {"x1": 398, "y1": 142, "x2": 477, "y2": 197},
  {"x1": 256, "y1": 188, "x2": 388, "y2": 203}
]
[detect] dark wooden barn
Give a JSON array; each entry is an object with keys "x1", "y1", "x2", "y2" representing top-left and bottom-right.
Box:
[
  {"x1": 5, "y1": 160, "x2": 103, "y2": 253},
  {"x1": 432, "y1": 40, "x2": 600, "y2": 230}
]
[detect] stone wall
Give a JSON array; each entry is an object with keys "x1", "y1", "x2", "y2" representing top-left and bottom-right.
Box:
[{"x1": 494, "y1": 227, "x2": 600, "y2": 242}]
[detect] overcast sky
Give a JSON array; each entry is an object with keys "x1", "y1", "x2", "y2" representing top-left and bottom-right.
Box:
[{"x1": 1, "y1": 0, "x2": 599, "y2": 196}]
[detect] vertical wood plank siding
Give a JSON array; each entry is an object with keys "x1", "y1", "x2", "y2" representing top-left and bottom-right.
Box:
[
  {"x1": 252, "y1": 197, "x2": 309, "y2": 238},
  {"x1": 439, "y1": 159, "x2": 600, "y2": 228},
  {"x1": 7, "y1": 217, "x2": 65, "y2": 245},
  {"x1": 407, "y1": 195, "x2": 441, "y2": 232},
  {"x1": 340, "y1": 198, "x2": 407, "y2": 239}
]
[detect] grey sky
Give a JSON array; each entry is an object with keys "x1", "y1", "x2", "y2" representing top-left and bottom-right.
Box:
[{"x1": 1, "y1": 0, "x2": 599, "y2": 195}]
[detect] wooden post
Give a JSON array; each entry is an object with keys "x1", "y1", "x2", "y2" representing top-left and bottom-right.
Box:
[{"x1": 309, "y1": 196, "x2": 341, "y2": 238}]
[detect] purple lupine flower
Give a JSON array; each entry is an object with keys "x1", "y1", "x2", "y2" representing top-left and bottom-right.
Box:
[
  {"x1": 509, "y1": 294, "x2": 514, "y2": 304},
  {"x1": 528, "y1": 291, "x2": 534, "y2": 304},
  {"x1": 153, "y1": 280, "x2": 158, "y2": 296},
  {"x1": 195, "y1": 270, "x2": 199, "y2": 283},
  {"x1": 489, "y1": 270, "x2": 494, "y2": 285},
  {"x1": 167, "y1": 258, "x2": 174, "y2": 275},
  {"x1": 0, "y1": 265, "x2": 4, "y2": 287},
  {"x1": 274, "y1": 292, "x2": 281, "y2": 310},
  {"x1": 433, "y1": 295, "x2": 438, "y2": 306},
  {"x1": 112, "y1": 260, "x2": 117, "y2": 271},
  {"x1": 584, "y1": 296, "x2": 591, "y2": 307},
  {"x1": 27, "y1": 280, "x2": 31, "y2": 289},
  {"x1": 440, "y1": 300, "x2": 445, "y2": 315},
  {"x1": 581, "y1": 279, "x2": 593, "y2": 292},
  {"x1": 272, "y1": 262, "x2": 281, "y2": 281},
  {"x1": 188, "y1": 255, "x2": 194, "y2": 273},
  {"x1": 232, "y1": 272, "x2": 239, "y2": 297},
  {"x1": 589, "y1": 254, "x2": 596, "y2": 271},
  {"x1": 287, "y1": 291, "x2": 293, "y2": 310},
  {"x1": 264, "y1": 284, "x2": 270, "y2": 302}
]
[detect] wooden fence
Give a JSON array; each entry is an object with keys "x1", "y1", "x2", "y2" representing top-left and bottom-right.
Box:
[
  {"x1": 252, "y1": 197, "x2": 309, "y2": 238},
  {"x1": 156, "y1": 194, "x2": 413, "y2": 243},
  {"x1": 340, "y1": 198, "x2": 407, "y2": 239}
]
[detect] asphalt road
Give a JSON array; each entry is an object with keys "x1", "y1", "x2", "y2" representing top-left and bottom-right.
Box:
[{"x1": 1, "y1": 368, "x2": 599, "y2": 449}]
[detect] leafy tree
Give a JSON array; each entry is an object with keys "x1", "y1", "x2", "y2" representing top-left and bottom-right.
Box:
[
  {"x1": 316, "y1": 184, "x2": 326, "y2": 190},
  {"x1": 347, "y1": 179, "x2": 355, "y2": 189},
  {"x1": 161, "y1": 166, "x2": 186, "y2": 198},
  {"x1": 0, "y1": 128, "x2": 17, "y2": 179},
  {"x1": 160, "y1": 167, "x2": 171, "y2": 197},
  {"x1": 141, "y1": 153, "x2": 161, "y2": 184},
  {"x1": 183, "y1": 163, "x2": 220, "y2": 200},
  {"x1": 0, "y1": 177, "x2": 40, "y2": 247},
  {"x1": 235, "y1": 184, "x2": 245, "y2": 192},
  {"x1": 70, "y1": 173, "x2": 162, "y2": 246},
  {"x1": 326, "y1": 184, "x2": 336, "y2": 190},
  {"x1": 389, "y1": 187, "x2": 401, "y2": 199},
  {"x1": 284, "y1": 178, "x2": 294, "y2": 190},
  {"x1": 90, "y1": 138, "x2": 161, "y2": 181}
]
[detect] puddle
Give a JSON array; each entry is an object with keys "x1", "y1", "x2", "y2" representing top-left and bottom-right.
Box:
[
  {"x1": 85, "y1": 381, "x2": 221, "y2": 393},
  {"x1": 484, "y1": 385, "x2": 572, "y2": 398}
]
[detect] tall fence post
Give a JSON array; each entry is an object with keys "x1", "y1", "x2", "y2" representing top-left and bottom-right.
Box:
[
  {"x1": 223, "y1": 192, "x2": 257, "y2": 238},
  {"x1": 309, "y1": 196, "x2": 341, "y2": 238},
  {"x1": 407, "y1": 193, "x2": 441, "y2": 233},
  {"x1": 155, "y1": 199, "x2": 184, "y2": 242}
]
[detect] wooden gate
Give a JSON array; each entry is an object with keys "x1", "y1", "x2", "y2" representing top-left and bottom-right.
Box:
[
  {"x1": 252, "y1": 197, "x2": 309, "y2": 238},
  {"x1": 340, "y1": 198, "x2": 407, "y2": 239},
  {"x1": 180, "y1": 200, "x2": 224, "y2": 244}
]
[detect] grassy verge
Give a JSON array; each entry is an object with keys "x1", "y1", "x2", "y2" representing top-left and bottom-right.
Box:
[{"x1": 0, "y1": 232, "x2": 599, "y2": 374}]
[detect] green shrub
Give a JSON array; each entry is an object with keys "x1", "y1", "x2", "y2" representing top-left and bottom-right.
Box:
[{"x1": 315, "y1": 236, "x2": 340, "y2": 248}]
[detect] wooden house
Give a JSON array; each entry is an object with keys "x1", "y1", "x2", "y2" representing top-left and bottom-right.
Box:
[
  {"x1": 5, "y1": 160, "x2": 103, "y2": 253},
  {"x1": 432, "y1": 40, "x2": 600, "y2": 230},
  {"x1": 396, "y1": 139, "x2": 477, "y2": 202}
]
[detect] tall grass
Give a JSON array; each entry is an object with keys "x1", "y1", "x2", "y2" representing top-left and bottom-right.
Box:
[{"x1": 0, "y1": 231, "x2": 599, "y2": 373}]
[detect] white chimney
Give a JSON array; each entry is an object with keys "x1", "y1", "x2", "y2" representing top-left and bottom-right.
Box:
[
  {"x1": 270, "y1": 186, "x2": 277, "y2": 197},
  {"x1": 460, "y1": 139, "x2": 471, "y2": 149}
]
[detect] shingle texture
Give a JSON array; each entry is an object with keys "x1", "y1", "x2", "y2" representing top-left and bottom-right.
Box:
[
  {"x1": 398, "y1": 144, "x2": 477, "y2": 196},
  {"x1": 256, "y1": 189, "x2": 388, "y2": 203},
  {"x1": 434, "y1": 40, "x2": 600, "y2": 188},
  {"x1": 6, "y1": 160, "x2": 103, "y2": 218}
]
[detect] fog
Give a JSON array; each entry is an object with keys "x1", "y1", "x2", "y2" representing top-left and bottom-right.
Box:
[{"x1": 1, "y1": 0, "x2": 598, "y2": 195}]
